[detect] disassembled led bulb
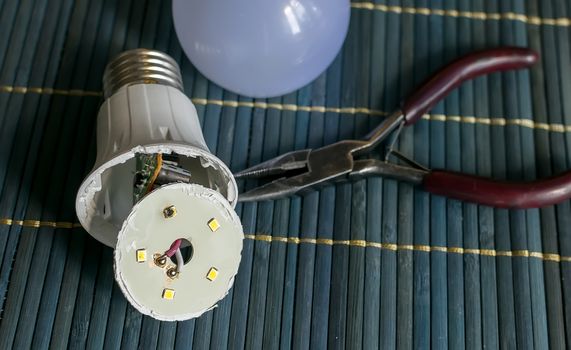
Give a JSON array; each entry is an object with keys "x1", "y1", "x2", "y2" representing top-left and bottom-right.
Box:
[
  {"x1": 75, "y1": 49, "x2": 243, "y2": 321},
  {"x1": 115, "y1": 183, "x2": 242, "y2": 320}
]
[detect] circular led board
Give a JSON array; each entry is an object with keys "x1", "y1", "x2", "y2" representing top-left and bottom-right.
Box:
[{"x1": 114, "y1": 183, "x2": 243, "y2": 321}]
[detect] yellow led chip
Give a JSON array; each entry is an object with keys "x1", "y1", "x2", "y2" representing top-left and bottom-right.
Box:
[
  {"x1": 206, "y1": 267, "x2": 218, "y2": 281},
  {"x1": 136, "y1": 249, "x2": 147, "y2": 263},
  {"x1": 162, "y1": 288, "x2": 175, "y2": 300},
  {"x1": 207, "y1": 218, "x2": 220, "y2": 232}
]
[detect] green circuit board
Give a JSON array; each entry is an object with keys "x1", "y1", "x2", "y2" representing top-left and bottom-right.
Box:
[{"x1": 133, "y1": 153, "x2": 160, "y2": 204}]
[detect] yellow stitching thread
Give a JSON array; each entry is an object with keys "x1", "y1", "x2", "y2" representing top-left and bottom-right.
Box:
[
  {"x1": 0, "y1": 85, "x2": 103, "y2": 97},
  {"x1": 2, "y1": 85, "x2": 571, "y2": 133},
  {"x1": 350, "y1": 2, "x2": 571, "y2": 27},
  {"x1": 237, "y1": 233, "x2": 568, "y2": 261},
  {"x1": 2, "y1": 218, "x2": 567, "y2": 262},
  {"x1": 0, "y1": 218, "x2": 81, "y2": 228},
  {"x1": 191, "y1": 98, "x2": 388, "y2": 116},
  {"x1": 422, "y1": 114, "x2": 571, "y2": 133}
]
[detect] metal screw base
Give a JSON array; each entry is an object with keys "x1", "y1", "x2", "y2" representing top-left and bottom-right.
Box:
[{"x1": 103, "y1": 49, "x2": 183, "y2": 98}]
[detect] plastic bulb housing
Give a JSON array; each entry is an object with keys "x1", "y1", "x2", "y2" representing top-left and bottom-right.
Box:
[
  {"x1": 75, "y1": 49, "x2": 244, "y2": 321},
  {"x1": 75, "y1": 49, "x2": 238, "y2": 248}
]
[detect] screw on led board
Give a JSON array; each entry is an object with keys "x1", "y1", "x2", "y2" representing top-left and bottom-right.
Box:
[
  {"x1": 162, "y1": 288, "x2": 176, "y2": 300},
  {"x1": 154, "y1": 253, "x2": 167, "y2": 268},
  {"x1": 167, "y1": 267, "x2": 179, "y2": 279},
  {"x1": 206, "y1": 267, "x2": 219, "y2": 281},
  {"x1": 136, "y1": 249, "x2": 147, "y2": 263},
  {"x1": 207, "y1": 218, "x2": 220, "y2": 232},
  {"x1": 163, "y1": 205, "x2": 177, "y2": 219}
]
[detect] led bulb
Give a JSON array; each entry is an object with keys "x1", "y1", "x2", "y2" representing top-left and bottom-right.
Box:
[{"x1": 75, "y1": 49, "x2": 243, "y2": 321}]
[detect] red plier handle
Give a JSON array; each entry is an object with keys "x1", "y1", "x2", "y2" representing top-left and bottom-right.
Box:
[
  {"x1": 402, "y1": 47, "x2": 538, "y2": 124},
  {"x1": 398, "y1": 47, "x2": 571, "y2": 209},
  {"x1": 423, "y1": 171, "x2": 571, "y2": 209}
]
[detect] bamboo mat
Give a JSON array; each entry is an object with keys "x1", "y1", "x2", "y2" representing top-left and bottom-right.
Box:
[{"x1": 0, "y1": 0, "x2": 571, "y2": 348}]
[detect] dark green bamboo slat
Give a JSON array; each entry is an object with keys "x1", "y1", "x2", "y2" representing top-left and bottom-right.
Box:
[
  {"x1": 305, "y1": 73, "x2": 330, "y2": 349},
  {"x1": 395, "y1": 2, "x2": 415, "y2": 349},
  {"x1": 291, "y1": 85, "x2": 318, "y2": 350},
  {"x1": 457, "y1": 3, "x2": 482, "y2": 349},
  {"x1": 546, "y1": 0, "x2": 571, "y2": 347},
  {"x1": 470, "y1": 2, "x2": 500, "y2": 349},
  {"x1": 442, "y1": 2, "x2": 465, "y2": 348},
  {"x1": 363, "y1": 4, "x2": 385, "y2": 348},
  {"x1": 209, "y1": 91, "x2": 241, "y2": 350},
  {"x1": 345, "y1": 8, "x2": 368, "y2": 349},
  {"x1": 380, "y1": 3, "x2": 401, "y2": 348},
  {"x1": 533, "y1": 1, "x2": 569, "y2": 349},
  {"x1": 514, "y1": 1, "x2": 549, "y2": 348},
  {"x1": 483, "y1": 2, "x2": 518, "y2": 349},
  {"x1": 528, "y1": 10, "x2": 563, "y2": 346},
  {"x1": 277, "y1": 198, "x2": 300, "y2": 350},
  {"x1": 427, "y1": 2, "x2": 449, "y2": 348},
  {"x1": 411, "y1": 1, "x2": 431, "y2": 348},
  {"x1": 261, "y1": 199, "x2": 290, "y2": 350},
  {"x1": 551, "y1": 0, "x2": 571, "y2": 347},
  {"x1": 0, "y1": 1, "x2": 24, "y2": 71},
  {"x1": 157, "y1": 322, "x2": 177, "y2": 350},
  {"x1": 226, "y1": 101, "x2": 255, "y2": 350},
  {"x1": 309, "y1": 56, "x2": 341, "y2": 349},
  {"x1": 174, "y1": 319, "x2": 195, "y2": 349},
  {"x1": 103, "y1": 284, "x2": 128, "y2": 349},
  {"x1": 246, "y1": 93, "x2": 288, "y2": 350},
  {"x1": 499, "y1": 1, "x2": 535, "y2": 348},
  {"x1": 326, "y1": 11, "x2": 361, "y2": 347}
]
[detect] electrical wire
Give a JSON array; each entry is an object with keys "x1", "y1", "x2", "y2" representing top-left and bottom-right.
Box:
[
  {"x1": 165, "y1": 238, "x2": 182, "y2": 257},
  {"x1": 146, "y1": 153, "x2": 163, "y2": 193},
  {"x1": 175, "y1": 249, "x2": 184, "y2": 273}
]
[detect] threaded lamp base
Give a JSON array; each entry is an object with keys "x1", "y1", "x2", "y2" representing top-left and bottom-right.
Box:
[{"x1": 103, "y1": 49, "x2": 183, "y2": 98}]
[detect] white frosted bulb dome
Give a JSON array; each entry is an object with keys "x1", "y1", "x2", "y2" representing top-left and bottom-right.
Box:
[{"x1": 172, "y1": 0, "x2": 351, "y2": 98}]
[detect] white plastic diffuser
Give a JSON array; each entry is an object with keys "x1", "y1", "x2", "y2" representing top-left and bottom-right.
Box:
[{"x1": 75, "y1": 49, "x2": 243, "y2": 321}]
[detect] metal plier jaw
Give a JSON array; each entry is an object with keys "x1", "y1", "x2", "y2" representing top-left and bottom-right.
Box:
[
  {"x1": 235, "y1": 112, "x2": 408, "y2": 202},
  {"x1": 235, "y1": 48, "x2": 571, "y2": 209}
]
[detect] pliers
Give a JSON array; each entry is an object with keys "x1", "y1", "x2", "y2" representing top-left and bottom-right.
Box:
[{"x1": 235, "y1": 47, "x2": 571, "y2": 209}]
